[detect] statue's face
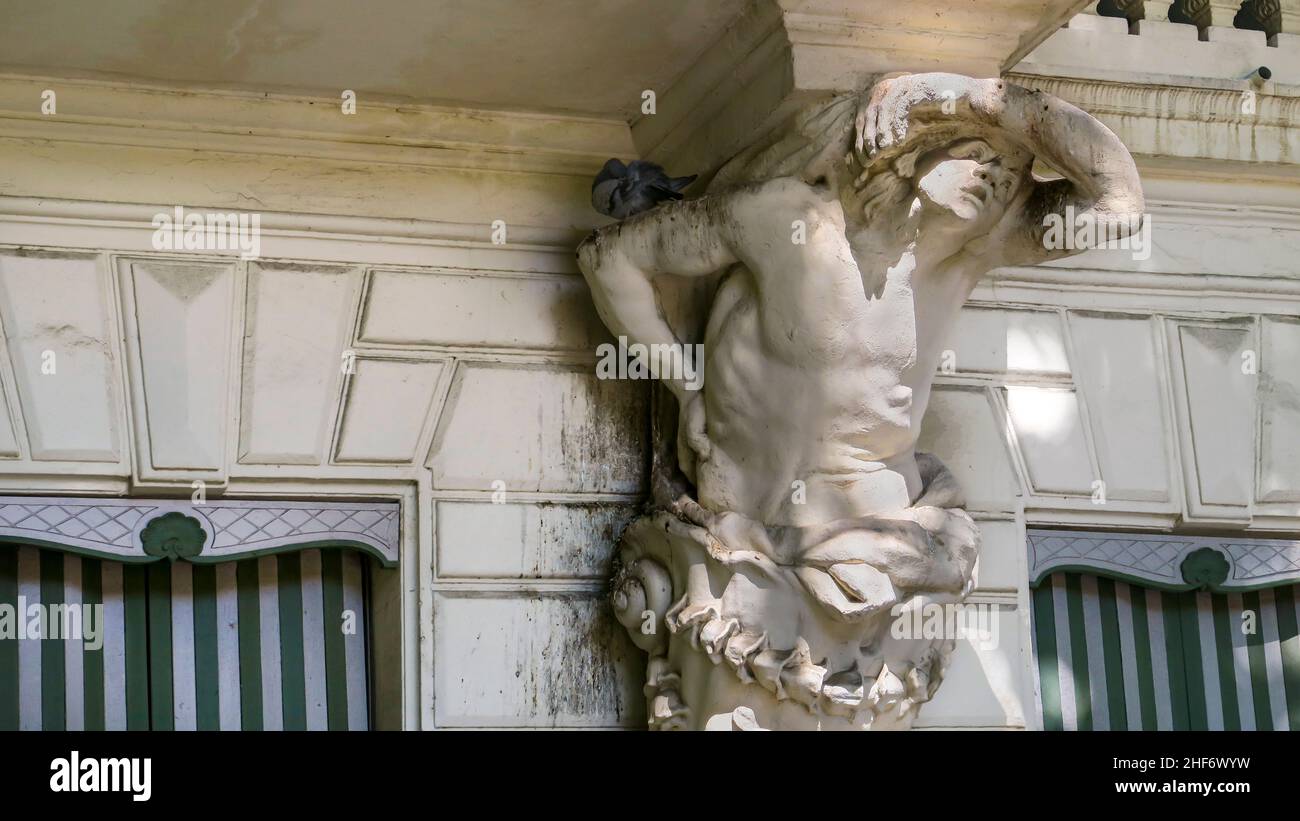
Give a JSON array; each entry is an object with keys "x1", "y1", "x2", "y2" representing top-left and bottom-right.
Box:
[{"x1": 914, "y1": 139, "x2": 1026, "y2": 230}]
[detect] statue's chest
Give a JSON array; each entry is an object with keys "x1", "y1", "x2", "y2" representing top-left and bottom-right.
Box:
[{"x1": 706, "y1": 269, "x2": 916, "y2": 369}]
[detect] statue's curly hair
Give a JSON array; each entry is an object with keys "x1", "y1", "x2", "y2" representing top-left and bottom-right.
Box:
[
  {"x1": 709, "y1": 90, "x2": 934, "y2": 225},
  {"x1": 709, "y1": 85, "x2": 1031, "y2": 229}
]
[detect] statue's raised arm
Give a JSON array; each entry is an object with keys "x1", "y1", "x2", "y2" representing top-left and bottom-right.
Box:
[{"x1": 856, "y1": 72, "x2": 1145, "y2": 267}]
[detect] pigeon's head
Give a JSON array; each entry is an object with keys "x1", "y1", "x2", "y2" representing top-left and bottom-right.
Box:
[
  {"x1": 592, "y1": 177, "x2": 622, "y2": 217},
  {"x1": 593, "y1": 158, "x2": 629, "y2": 188}
]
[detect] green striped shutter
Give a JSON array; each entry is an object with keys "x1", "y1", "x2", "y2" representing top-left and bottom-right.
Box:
[
  {"x1": 0, "y1": 545, "x2": 369, "y2": 731},
  {"x1": 1032, "y1": 571, "x2": 1300, "y2": 730}
]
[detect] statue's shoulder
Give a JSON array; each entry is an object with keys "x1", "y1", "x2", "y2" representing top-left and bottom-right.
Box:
[
  {"x1": 709, "y1": 93, "x2": 859, "y2": 193},
  {"x1": 704, "y1": 177, "x2": 843, "y2": 234}
]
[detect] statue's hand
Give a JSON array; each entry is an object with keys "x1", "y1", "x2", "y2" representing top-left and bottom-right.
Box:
[
  {"x1": 855, "y1": 73, "x2": 988, "y2": 163},
  {"x1": 676, "y1": 390, "x2": 711, "y2": 479}
]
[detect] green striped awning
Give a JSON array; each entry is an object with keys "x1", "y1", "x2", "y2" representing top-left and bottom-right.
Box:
[
  {"x1": 1032, "y1": 571, "x2": 1300, "y2": 730},
  {"x1": 0, "y1": 545, "x2": 369, "y2": 730},
  {"x1": 1028, "y1": 528, "x2": 1300, "y2": 731}
]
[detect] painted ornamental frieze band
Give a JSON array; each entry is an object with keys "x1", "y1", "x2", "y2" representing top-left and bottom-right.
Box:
[{"x1": 0, "y1": 497, "x2": 400, "y2": 566}]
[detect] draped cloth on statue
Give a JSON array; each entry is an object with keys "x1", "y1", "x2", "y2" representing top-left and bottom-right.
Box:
[{"x1": 611, "y1": 452, "x2": 980, "y2": 730}]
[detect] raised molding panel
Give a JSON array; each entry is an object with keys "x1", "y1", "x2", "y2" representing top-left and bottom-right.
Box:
[
  {"x1": 428, "y1": 362, "x2": 648, "y2": 494},
  {"x1": 1045, "y1": 208, "x2": 1300, "y2": 278},
  {"x1": 0, "y1": 496, "x2": 400, "y2": 566},
  {"x1": 239, "y1": 263, "x2": 360, "y2": 465},
  {"x1": 432, "y1": 592, "x2": 645, "y2": 728},
  {"x1": 1028, "y1": 528, "x2": 1300, "y2": 591},
  {"x1": 0, "y1": 395, "x2": 16, "y2": 458},
  {"x1": 933, "y1": 290, "x2": 1300, "y2": 529},
  {"x1": 947, "y1": 306, "x2": 1070, "y2": 375},
  {"x1": 1002, "y1": 385, "x2": 1096, "y2": 496},
  {"x1": 1166, "y1": 318, "x2": 1257, "y2": 521},
  {"x1": 118, "y1": 258, "x2": 239, "y2": 482},
  {"x1": 359, "y1": 269, "x2": 608, "y2": 352},
  {"x1": 435, "y1": 500, "x2": 638, "y2": 579},
  {"x1": 1066, "y1": 311, "x2": 1172, "y2": 503},
  {"x1": 917, "y1": 384, "x2": 1020, "y2": 512},
  {"x1": 0, "y1": 307, "x2": 22, "y2": 459},
  {"x1": 913, "y1": 605, "x2": 1027, "y2": 728},
  {"x1": 1259, "y1": 316, "x2": 1300, "y2": 503},
  {"x1": 0, "y1": 251, "x2": 121, "y2": 462},
  {"x1": 333, "y1": 357, "x2": 446, "y2": 464},
  {"x1": 973, "y1": 519, "x2": 1026, "y2": 592}
]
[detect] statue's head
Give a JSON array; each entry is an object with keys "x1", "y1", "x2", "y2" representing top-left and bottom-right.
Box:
[
  {"x1": 911, "y1": 137, "x2": 1032, "y2": 234},
  {"x1": 831, "y1": 129, "x2": 1034, "y2": 264},
  {"x1": 709, "y1": 87, "x2": 1035, "y2": 255}
]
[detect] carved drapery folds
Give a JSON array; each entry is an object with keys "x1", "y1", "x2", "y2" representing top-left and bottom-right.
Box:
[{"x1": 612, "y1": 456, "x2": 977, "y2": 730}]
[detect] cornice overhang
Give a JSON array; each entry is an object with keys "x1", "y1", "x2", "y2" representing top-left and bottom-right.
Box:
[
  {"x1": 633, "y1": 0, "x2": 1093, "y2": 178},
  {"x1": 0, "y1": 73, "x2": 635, "y2": 178}
]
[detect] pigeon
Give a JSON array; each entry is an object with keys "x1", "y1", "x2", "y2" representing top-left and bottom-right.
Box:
[{"x1": 591, "y1": 158, "x2": 697, "y2": 219}]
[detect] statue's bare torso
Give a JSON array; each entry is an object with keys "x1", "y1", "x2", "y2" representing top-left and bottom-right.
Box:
[{"x1": 697, "y1": 185, "x2": 976, "y2": 526}]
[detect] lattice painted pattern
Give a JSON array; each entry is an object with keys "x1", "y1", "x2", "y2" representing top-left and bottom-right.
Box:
[
  {"x1": 0, "y1": 497, "x2": 399, "y2": 566},
  {"x1": 1028, "y1": 529, "x2": 1300, "y2": 591}
]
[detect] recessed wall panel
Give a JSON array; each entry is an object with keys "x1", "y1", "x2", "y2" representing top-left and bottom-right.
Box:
[
  {"x1": 333, "y1": 358, "x2": 444, "y2": 463},
  {"x1": 0, "y1": 401, "x2": 17, "y2": 458},
  {"x1": 0, "y1": 252, "x2": 119, "y2": 461},
  {"x1": 916, "y1": 385, "x2": 1019, "y2": 511},
  {"x1": 1259, "y1": 316, "x2": 1300, "y2": 503},
  {"x1": 435, "y1": 500, "x2": 638, "y2": 578},
  {"x1": 360, "y1": 270, "x2": 606, "y2": 351},
  {"x1": 913, "y1": 605, "x2": 1025, "y2": 728},
  {"x1": 433, "y1": 593, "x2": 645, "y2": 728},
  {"x1": 973, "y1": 519, "x2": 1023, "y2": 592},
  {"x1": 947, "y1": 306, "x2": 1070, "y2": 374},
  {"x1": 1003, "y1": 386, "x2": 1094, "y2": 496},
  {"x1": 429, "y1": 362, "x2": 647, "y2": 494},
  {"x1": 1172, "y1": 321, "x2": 1255, "y2": 513},
  {"x1": 239, "y1": 265, "x2": 358, "y2": 464},
  {"x1": 124, "y1": 260, "x2": 235, "y2": 474},
  {"x1": 1068, "y1": 312, "x2": 1170, "y2": 501}
]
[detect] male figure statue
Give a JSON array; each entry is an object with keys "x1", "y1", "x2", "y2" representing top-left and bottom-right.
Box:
[{"x1": 578, "y1": 73, "x2": 1143, "y2": 730}]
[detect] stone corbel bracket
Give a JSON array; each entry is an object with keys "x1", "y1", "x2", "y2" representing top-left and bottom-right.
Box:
[
  {"x1": 1028, "y1": 528, "x2": 1300, "y2": 592},
  {"x1": 635, "y1": 0, "x2": 1092, "y2": 178},
  {"x1": 0, "y1": 496, "x2": 400, "y2": 566}
]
